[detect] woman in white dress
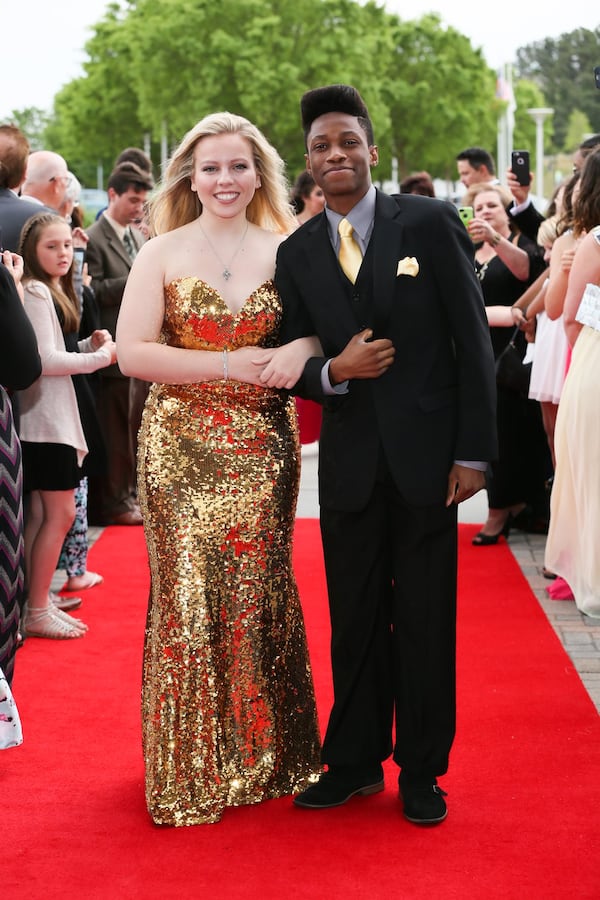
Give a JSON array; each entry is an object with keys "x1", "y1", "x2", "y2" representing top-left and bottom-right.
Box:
[{"x1": 526, "y1": 217, "x2": 570, "y2": 467}]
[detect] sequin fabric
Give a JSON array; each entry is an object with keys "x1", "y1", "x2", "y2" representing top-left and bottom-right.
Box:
[{"x1": 137, "y1": 277, "x2": 321, "y2": 826}]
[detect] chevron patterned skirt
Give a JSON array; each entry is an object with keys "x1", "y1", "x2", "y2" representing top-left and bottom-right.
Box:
[{"x1": 0, "y1": 388, "x2": 24, "y2": 686}]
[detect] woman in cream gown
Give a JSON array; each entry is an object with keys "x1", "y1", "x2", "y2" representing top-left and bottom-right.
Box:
[
  {"x1": 116, "y1": 113, "x2": 321, "y2": 826},
  {"x1": 545, "y1": 225, "x2": 600, "y2": 618}
]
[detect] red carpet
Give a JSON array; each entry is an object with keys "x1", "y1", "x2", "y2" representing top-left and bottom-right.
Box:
[{"x1": 2, "y1": 522, "x2": 599, "y2": 899}]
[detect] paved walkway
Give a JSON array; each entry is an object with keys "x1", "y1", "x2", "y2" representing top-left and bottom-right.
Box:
[
  {"x1": 509, "y1": 529, "x2": 600, "y2": 713},
  {"x1": 68, "y1": 444, "x2": 599, "y2": 716}
]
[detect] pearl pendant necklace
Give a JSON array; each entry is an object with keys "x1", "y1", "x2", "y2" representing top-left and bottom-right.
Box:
[{"x1": 198, "y1": 221, "x2": 249, "y2": 280}]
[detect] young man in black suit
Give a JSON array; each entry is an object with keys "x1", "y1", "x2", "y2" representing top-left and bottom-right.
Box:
[{"x1": 273, "y1": 85, "x2": 497, "y2": 824}]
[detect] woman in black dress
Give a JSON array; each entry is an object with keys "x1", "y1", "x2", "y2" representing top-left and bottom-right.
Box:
[{"x1": 466, "y1": 184, "x2": 549, "y2": 544}]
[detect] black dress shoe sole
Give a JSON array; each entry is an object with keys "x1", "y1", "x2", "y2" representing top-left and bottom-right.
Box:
[
  {"x1": 293, "y1": 779, "x2": 385, "y2": 809},
  {"x1": 403, "y1": 808, "x2": 448, "y2": 825}
]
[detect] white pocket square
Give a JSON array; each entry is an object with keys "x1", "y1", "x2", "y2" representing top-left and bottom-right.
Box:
[{"x1": 396, "y1": 256, "x2": 419, "y2": 277}]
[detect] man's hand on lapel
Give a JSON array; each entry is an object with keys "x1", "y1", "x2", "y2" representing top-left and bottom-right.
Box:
[
  {"x1": 329, "y1": 329, "x2": 395, "y2": 385},
  {"x1": 446, "y1": 463, "x2": 486, "y2": 506}
]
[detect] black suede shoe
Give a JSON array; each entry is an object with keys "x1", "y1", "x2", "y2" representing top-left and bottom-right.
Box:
[
  {"x1": 399, "y1": 774, "x2": 448, "y2": 825},
  {"x1": 293, "y1": 766, "x2": 384, "y2": 809}
]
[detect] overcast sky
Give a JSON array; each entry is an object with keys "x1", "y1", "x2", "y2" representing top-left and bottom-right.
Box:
[{"x1": 2, "y1": 1, "x2": 599, "y2": 122}]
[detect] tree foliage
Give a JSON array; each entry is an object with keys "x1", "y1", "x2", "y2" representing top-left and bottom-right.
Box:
[
  {"x1": 44, "y1": 2, "x2": 147, "y2": 187},
  {"x1": 379, "y1": 14, "x2": 499, "y2": 180},
  {"x1": 18, "y1": 0, "x2": 505, "y2": 189},
  {"x1": 564, "y1": 109, "x2": 593, "y2": 153},
  {"x1": 512, "y1": 79, "x2": 551, "y2": 153},
  {"x1": 515, "y1": 27, "x2": 600, "y2": 151},
  {"x1": 6, "y1": 108, "x2": 50, "y2": 151},
  {"x1": 124, "y1": 0, "x2": 393, "y2": 176}
]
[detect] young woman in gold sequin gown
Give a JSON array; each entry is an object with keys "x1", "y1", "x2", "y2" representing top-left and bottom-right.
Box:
[{"x1": 116, "y1": 114, "x2": 322, "y2": 826}]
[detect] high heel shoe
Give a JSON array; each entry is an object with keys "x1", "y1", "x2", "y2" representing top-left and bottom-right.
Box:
[{"x1": 472, "y1": 516, "x2": 511, "y2": 546}]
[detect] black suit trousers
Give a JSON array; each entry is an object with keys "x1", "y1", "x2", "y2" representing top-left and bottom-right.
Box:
[{"x1": 319, "y1": 462, "x2": 458, "y2": 779}]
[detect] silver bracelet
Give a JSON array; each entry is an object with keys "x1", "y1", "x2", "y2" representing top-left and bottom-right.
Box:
[{"x1": 222, "y1": 349, "x2": 229, "y2": 380}]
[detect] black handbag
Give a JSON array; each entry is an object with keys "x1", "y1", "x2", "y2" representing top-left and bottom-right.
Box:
[{"x1": 495, "y1": 326, "x2": 532, "y2": 396}]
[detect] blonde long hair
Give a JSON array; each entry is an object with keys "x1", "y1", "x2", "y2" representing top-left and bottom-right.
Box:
[
  {"x1": 19, "y1": 212, "x2": 80, "y2": 333},
  {"x1": 149, "y1": 113, "x2": 296, "y2": 236}
]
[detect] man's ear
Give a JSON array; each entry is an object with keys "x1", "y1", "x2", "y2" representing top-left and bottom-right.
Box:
[
  {"x1": 369, "y1": 145, "x2": 379, "y2": 167},
  {"x1": 305, "y1": 153, "x2": 311, "y2": 176}
]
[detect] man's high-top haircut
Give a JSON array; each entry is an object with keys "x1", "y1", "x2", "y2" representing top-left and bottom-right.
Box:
[{"x1": 301, "y1": 84, "x2": 374, "y2": 146}]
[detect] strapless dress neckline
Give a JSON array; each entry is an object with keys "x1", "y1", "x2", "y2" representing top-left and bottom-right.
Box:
[{"x1": 167, "y1": 276, "x2": 274, "y2": 317}]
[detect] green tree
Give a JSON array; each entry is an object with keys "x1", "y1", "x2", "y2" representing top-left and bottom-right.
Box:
[
  {"x1": 40, "y1": 0, "x2": 397, "y2": 183},
  {"x1": 124, "y1": 0, "x2": 395, "y2": 175},
  {"x1": 512, "y1": 78, "x2": 552, "y2": 153},
  {"x1": 564, "y1": 109, "x2": 594, "y2": 152},
  {"x1": 15, "y1": 0, "x2": 501, "y2": 190},
  {"x1": 515, "y1": 27, "x2": 600, "y2": 151},
  {"x1": 44, "y1": 2, "x2": 146, "y2": 187},
  {"x1": 380, "y1": 14, "x2": 499, "y2": 181},
  {"x1": 5, "y1": 108, "x2": 50, "y2": 151}
]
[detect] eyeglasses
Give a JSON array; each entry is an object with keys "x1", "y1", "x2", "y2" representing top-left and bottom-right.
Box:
[{"x1": 49, "y1": 174, "x2": 72, "y2": 186}]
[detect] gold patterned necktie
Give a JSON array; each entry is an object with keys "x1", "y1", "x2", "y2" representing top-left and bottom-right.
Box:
[
  {"x1": 123, "y1": 227, "x2": 137, "y2": 262},
  {"x1": 338, "y1": 218, "x2": 363, "y2": 284}
]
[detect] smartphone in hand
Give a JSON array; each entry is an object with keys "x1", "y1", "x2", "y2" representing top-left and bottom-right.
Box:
[
  {"x1": 511, "y1": 150, "x2": 530, "y2": 186},
  {"x1": 458, "y1": 206, "x2": 473, "y2": 227},
  {"x1": 73, "y1": 247, "x2": 85, "y2": 277}
]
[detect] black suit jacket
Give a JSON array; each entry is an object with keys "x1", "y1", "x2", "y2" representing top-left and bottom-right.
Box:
[
  {"x1": 510, "y1": 201, "x2": 545, "y2": 244},
  {"x1": 85, "y1": 215, "x2": 144, "y2": 377},
  {"x1": 0, "y1": 189, "x2": 51, "y2": 252},
  {"x1": 275, "y1": 190, "x2": 497, "y2": 510}
]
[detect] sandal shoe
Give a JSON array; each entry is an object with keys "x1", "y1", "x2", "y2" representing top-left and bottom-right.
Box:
[
  {"x1": 23, "y1": 607, "x2": 86, "y2": 640},
  {"x1": 25, "y1": 597, "x2": 88, "y2": 633},
  {"x1": 472, "y1": 515, "x2": 512, "y2": 546},
  {"x1": 49, "y1": 602, "x2": 88, "y2": 632},
  {"x1": 63, "y1": 572, "x2": 103, "y2": 592},
  {"x1": 50, "y1": 591, "x2": 82, "y2": 612},
  {"x1": 52, "y1": 608, "x2": 88, "y2": 633}
]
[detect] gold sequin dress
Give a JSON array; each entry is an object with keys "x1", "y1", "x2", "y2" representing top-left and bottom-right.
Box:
[{"x1": 137, "y1": 277, "x2": 321, "y2": 826}]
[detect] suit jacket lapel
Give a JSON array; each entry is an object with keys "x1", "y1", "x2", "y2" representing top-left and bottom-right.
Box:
[
  {"x1": 371, "y1": 190, "x2": 405, "y2": 337},
  {"x1": 100, "y1": 216, "x2": 131, "y2": 267}
]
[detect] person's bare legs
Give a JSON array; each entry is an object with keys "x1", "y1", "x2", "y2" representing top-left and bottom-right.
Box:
[
  {"x1": 540, "y1": 401, "x2": 558, "y2": 469},
  {"x1": 24, "y1": 489, "x2": 87, "y2": 637},
  {"x1": 540, "y1": 400, "x2": 559, "y2": 577},
  {"x1": 23, "y1": 489, "x2": 43, "y2": 585},
  {"x1": 477, "y1": 503, "x2": 527, "y2": 537},
  {"x1": 472, "y1": 502, "x2": 527, "y2": 545}
]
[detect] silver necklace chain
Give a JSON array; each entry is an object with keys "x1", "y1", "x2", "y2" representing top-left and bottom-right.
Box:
[{"x1": 198, "y1": 221, "x2": 249, "y2": 281}]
